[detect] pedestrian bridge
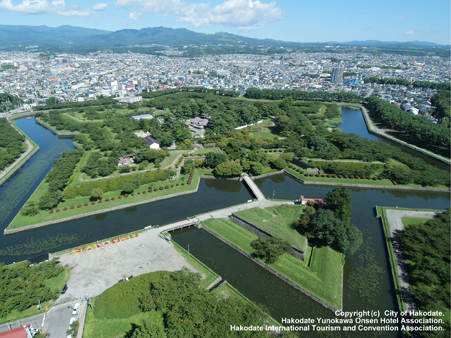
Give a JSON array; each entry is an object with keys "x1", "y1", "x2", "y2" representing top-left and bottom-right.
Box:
[{"x1": 242, "y1": 173, "x2": 265, "y2": 201}]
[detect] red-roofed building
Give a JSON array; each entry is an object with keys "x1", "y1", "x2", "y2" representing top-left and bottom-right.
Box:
[
  {"x1": 298, "y1": 195, "x2": 324, "y2": 207},
  {"x1": 0, "y1": 325, "x2": 32, "y2": 338}
]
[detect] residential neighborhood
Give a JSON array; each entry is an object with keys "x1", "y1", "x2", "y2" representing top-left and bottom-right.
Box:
[{"x1": 1, "y1": 51, "x2": 449, "y2": 122}]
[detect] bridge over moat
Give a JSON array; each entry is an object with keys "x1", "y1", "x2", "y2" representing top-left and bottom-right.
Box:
[{"x1": 242, "y1": 173, "x2": 266, "y2": 200}]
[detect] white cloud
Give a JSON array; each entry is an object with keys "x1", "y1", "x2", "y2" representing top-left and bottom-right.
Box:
[
  {"x1": 395, "y1": 16, "x2": 405, "y2": 20},
  {"x1": 114, "y1": 0, "x2": 285, "y2": 27},
  {"x1": 128, "y1": 11, "x2": 139, "y2": 20},
  {"x1": 237, "y1": 23, "x2": 263, "y2": 31},
  {"x1": 93, "y1": 2, "x2": 107, "y2": 11},
  {"x1": 405, "y1": 30, "x2": 414, "y2": 35},
  {"x1": 0, "y1": 0, "x2": 91, "y2": 16}
]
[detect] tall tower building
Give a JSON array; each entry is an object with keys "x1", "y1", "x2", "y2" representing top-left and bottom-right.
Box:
[{"x1": 331, "y1": 67, "x2": 344, "y2": 84}]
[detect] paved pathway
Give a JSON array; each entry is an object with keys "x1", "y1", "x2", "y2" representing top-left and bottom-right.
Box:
[
  {"x1": 361, "y1": 106, "x2": 451, "y2": 165},
  {"x1": 385, "y1": 209, "x2": 436, "y2": 312},
  {"x1": 242, "y1": 173, "x2": 266, "y2": 200}
]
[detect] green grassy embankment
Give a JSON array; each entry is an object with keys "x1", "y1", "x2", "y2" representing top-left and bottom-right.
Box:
[
  {"x1": 0, "y1": 266, "x2": 70, "y2": 325},
  {"x1": 83, "y1": 298, "x2": 163, "y2": 338},
  {"x1": 235, "y1": 205, "x2": 308, "y2": 249},
  {"x1": 285, "y1": 164, "x2": 394, "y2": 186},
  {"x1": 401, "y1": 217, "x2": 431, "y2": 227},
  {"x1": 7, "y1": 169, "x2": 212, "y2": 230},
  {"x1": 377, "y1": 206, "x2": 405, "y2": 312},
  {"x1": 171, "y1": 240, "x2": 219, "y2": 287},
  {"x1": 202, "y1": 218, "x2": 342, "y2": 309}
]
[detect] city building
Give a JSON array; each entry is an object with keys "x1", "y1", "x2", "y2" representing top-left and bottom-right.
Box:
[{"x1": 331, "y1": 67, "x2": 344, "y2": 84}]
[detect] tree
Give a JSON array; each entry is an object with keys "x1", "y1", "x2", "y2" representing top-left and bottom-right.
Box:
[
  {"x1": 183, "y1": 159, "x2": 194, "y2": 174},
  {"x1": 271, "y1": 158, "x2": 287, "y2": 170},
  {"x1": 323, "y1": 187, "x2": 352, "y2": 226},
  {"x1": 21, "y1": 201, "x2": 39, "y2": 216},
  {"x1": 310, "y1": 209, "x2": 342, "y2": 246},
  {"x1": 132, "y1": 179, "x2": 141, "y2": 189},
  {"x1": 279, "y1": 96, "x2": 293, "y2": 111},
  {"x1": 122, "y1": 183, "x2": 136, "y2": 194},
  {"x1": 308, "y1": 136, "x2": 329, "y2": 151},
  {"x1": 129, "y1": 320, "x2": 166, "y2": 338},
  {"x1": 90, "y1": 188, "x2": 103, "y2": 200},
  {"x1": 251, "y1": 237, "x2": 290, "y2": 264},
  {"x1": 249, "y1": 161, "x2": 264, "y2": 176},
  {"x1": 203, "y1": 152, "x2": 227, "y2": 168}
]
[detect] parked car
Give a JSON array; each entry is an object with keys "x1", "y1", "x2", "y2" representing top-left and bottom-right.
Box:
[
  {"x1": 61, "y1": 284, "x2": 68, "y2": 294},
  {"x1": 72, "y1": 303, "x2": 80, "y2": 315}
]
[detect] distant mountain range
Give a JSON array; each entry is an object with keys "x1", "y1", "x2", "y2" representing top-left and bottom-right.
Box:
[{"x1": 0, "y1": 24, "x2": 448, "y2": 51}]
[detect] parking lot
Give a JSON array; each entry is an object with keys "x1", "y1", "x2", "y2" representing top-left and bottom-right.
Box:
[{"x1": 56, "y1": 228, "x2": 196, "y2": 304}]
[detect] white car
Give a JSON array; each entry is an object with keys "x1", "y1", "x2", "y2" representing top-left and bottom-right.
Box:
[{"x1": 72, "y1": 303, "x2": 80, "y2": 315}]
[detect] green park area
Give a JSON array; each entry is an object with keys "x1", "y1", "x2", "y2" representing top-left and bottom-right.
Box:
[
  {"x1": 235, "y1": 205, "x2": 308, "y2": 250},
  {"x1": 0, "y1": 259, "x2": 70, "y2": 325},
  {"x1": 12, "y1": 90, "x2": 449, "y2": 231},
  {"x1": 83, "y1": 270, "x2": 278, "y2": 338},
  {"x1": 201, "y1": 217, "x2": 343, "y2": 309},
  {"x1": 8, "y1": 168, "x2": 212, "y2": 230},
  {"x1": 377, "y1": 206, "x2": 450, "y2": 328}
]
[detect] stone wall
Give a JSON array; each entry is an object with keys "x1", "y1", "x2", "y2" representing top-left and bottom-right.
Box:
[
  {"x1": 0, "y1": 144, "x2": 40, "y2": 187},
  {"x1": 35, "y1": 117, "x2": 79, "y2": 136},
  {"x1": 249, "y1": 170, "x2": 284, "y2": 180},
  {"x1": 229, "y1": 213, "x2": 306, "y2": 261},
  {"x1": 202, "y1": 226, "x2": 340, "y2": 312}
]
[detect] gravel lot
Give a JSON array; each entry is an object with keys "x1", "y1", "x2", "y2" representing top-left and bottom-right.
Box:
[{"x1": 55, "y1": 228, "x2": 196, "y2": 305}]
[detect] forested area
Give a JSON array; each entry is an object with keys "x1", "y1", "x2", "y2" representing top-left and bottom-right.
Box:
[
  {"x1": 29, "y1": 150, "x2": 83, "y2": 212},
  {"x1": 400, "y1": 209, "x2": 450, "y2": 337},
  {"x1": 245, "y1": 87, "x2": 362, "y2": 102},
  {"x1": 365, "y1": 96, "x2": 450, "y2": 156},
  {"x1": 0, "y1": 93, "x2": 22, "y2": 112},
  {"x1": 296, "y1": 188, "x2": 362, "y2": 255},
  {"x1": 0, "y1": 118, "x2": 26, "y2": 171},
  {"x1": 34, "y1": 96, "x2": 117, "y2": 111},
  {"x1": 0, "y1": 259, "x2": 65, "y2": 318},
  {"x1": 93, "y1": 268, "x2": 276, "y2": 338},
  {"x1": 141, "y1": 86, "x2": 239, "y2": 99},
  {"x1": 431, "y1": 90, "x2": 450, "y2": 125},
  {"x1": 363, "y1": 77, "x2": 451, "y2": 91}
]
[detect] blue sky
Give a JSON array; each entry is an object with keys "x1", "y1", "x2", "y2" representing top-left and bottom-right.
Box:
[{"x1": 0, "y1": 0, "x2": 449, "y2": 44}]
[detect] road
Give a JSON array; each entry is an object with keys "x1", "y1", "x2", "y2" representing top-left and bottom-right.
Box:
[
  {"x1": 385, "y1": 209, "x2": 436, "y2": 312},
  {"x1": 0, "y1": 302, "x2": 76, "y2": 338}
]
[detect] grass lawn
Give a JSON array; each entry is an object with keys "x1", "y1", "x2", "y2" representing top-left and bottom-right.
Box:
[
  {"x1": 76, "y1": 149, "x2": 189, "y2": 182},
  {"x1": 402, "y1": 217, "x2": 432, "y2": 227},
  {"x1": 0, "y1": 266, "x2": 70, "y2": 325},
  {"x1": 285, "y1": 166, "x2": 394, "y2": 186},
  {"x1": 7, "y1": 169, "x2": 212, "y2": 230},
  {"x1": 202, "y1": 218, "x2": 342, "y2": 309},
  {"x1": 235, "y1": 205, "x2": 308, "y2": 250},
  {"x1": 192, "y1": 147, "x2": 222, "y2": 155},
  {"x1": 172, "y1": 240, "x2": 219, "y2": 287},
  {"x1": 83, "y1": 298, "x2": 163, "y2": 338}
]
